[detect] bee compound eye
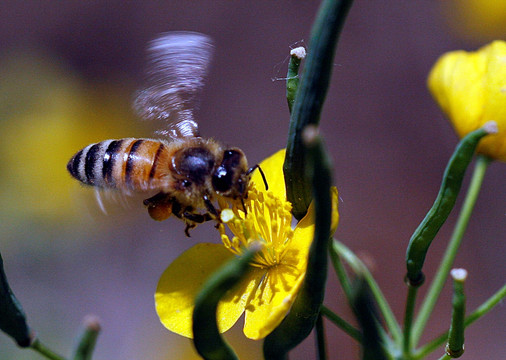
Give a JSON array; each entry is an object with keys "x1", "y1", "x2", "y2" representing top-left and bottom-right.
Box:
[
  {"x1": 182, "y1": 180, "x2": 192, "y2": 188},
  {"x1": 212, "y1": 167, "x2": 232, "y2": 193}
]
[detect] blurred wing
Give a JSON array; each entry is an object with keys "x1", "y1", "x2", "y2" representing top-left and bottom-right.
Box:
[{"x1": 133, "y1": 32, "x2": 214, "y2": 138}]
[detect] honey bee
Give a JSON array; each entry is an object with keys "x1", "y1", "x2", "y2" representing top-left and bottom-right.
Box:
[{"x1": 67, "y1": 32, "x2": 266, "y2": 236}]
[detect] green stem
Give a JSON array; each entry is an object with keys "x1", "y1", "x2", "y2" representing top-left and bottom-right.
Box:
[
  {"x1": 284, "y1": 0, "x2": 354, "y2": 220},
  {"x1": 264, "y1": 129, "x2": 332, "y2": 359},
  {"x1": 437, "y1": 354, "x2": 451, "y2": 360},
  {"x1": 320, "y1": 305, "x2": 362, "y2": 342},
  {"x1": 446, "y1": 269, "x2": 467, "y2": 358},
  {"x1": 403, "y1": 285, "x2": 418, "y2": 355},
  {"x1": 30, "y1": 338, "x2": 67, "y2": 360},
  {"x1": 331, "y1": 240, "x2": 402, "y2": 343},
  {"x1": 286, "y1": 49, "x2": 305, "y2": 114},
  {"x1": 328, "y1": 240, "x2": 352, "y2": 301},
  {"x1": 413, "y1": 283, "x2": 506, "y2": 359},
  {"x1": 193, "y1": 244, "x2": 261, "y2": 360},
  {"x1": 315, "y1": 313, "x2": 327, "y2": 360},
  {"x1": 412, "y1": 155, "x2": 491, "y2": 347}
]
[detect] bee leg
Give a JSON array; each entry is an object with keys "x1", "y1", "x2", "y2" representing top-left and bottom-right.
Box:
[
  {"x1": 182, "y1": 212, "x2": 213, "y2": 224},
  {"x1": 182, "y1": 212, "x2": 213, "y2": 237},
  {"x1": 184, "y1": 223, "x2": 196, "y2": 237},
  {"x1": 203, "y1": 194, "x2": 219, "y2": 217}
]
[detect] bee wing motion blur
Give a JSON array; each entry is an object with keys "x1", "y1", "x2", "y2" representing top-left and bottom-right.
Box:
[{"x1": 67, "y1": 32, "x2": 264, "y2": 236}]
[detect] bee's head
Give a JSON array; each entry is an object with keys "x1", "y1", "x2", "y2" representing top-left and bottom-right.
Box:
[{"x1": 212, "y1": 148, "x2": 249, "y2": 198}]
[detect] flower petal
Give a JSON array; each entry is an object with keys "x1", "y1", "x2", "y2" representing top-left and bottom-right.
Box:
[
  {"x1": 155, "y1": 243, "x2": 244, "y2": 338},
  {"x1": 428, "y1": 41, "x2": 506, "y2": 161},
  {"x1": 289, "y1": 186, "x2": 339, "y2": 260},
  {"x1": 243, "y1": 265, "x2": 305, "y2": 340},
  {"x1": 252, "y1": 149, "x2": 286, "y2": 198},
  {"x1": 242, "y1": 187, "x2": 339, "y2": 339}
]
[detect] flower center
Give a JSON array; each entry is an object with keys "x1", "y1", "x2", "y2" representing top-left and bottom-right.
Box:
[{"x1": 219, "y1": 185, "x2": 294, "y2": 269}]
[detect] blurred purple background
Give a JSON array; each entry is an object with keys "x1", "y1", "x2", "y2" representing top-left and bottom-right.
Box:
[{"x1": 0, "y1": 1, "x2": 504, "y2": 359}]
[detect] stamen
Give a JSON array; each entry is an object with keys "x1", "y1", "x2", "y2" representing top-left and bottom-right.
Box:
[{"x1": 218, "y1": 185, "x2": 295, "y2": 269}]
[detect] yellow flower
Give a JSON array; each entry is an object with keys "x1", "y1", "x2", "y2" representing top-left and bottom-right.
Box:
[
  {"x1": 427, "y1": 40, "x2": 506, "y2": 161},
  {"x1": 155, "y1": 149, "x2": 339, "y2": 340},
  {"x1": 442, "y1": 0, "x2": 506, "y2": 42}
]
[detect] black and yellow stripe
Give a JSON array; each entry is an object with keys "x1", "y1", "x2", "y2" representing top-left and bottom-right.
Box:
[{"x1": 67, "y1": 138, "x2": 168, "y2": 191}]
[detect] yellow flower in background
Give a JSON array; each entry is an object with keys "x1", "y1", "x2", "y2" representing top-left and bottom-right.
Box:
[
  {"x1": 442, "y1": 0, "x2": 506, "y2": 42},
  {"x1": 428, "y1": 41, "x2": 506, "y2": 161},
  {"x1": 0, "y1": 52, "x2": 140, "y2": 222},
  {"x1": 155, "y1": 149, "x2": 339, "y2": 340}
]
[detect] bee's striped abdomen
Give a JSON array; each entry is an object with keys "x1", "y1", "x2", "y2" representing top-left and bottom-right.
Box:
[{"x1": 67, "y1": 138, "x2": 168, "y2": 191}]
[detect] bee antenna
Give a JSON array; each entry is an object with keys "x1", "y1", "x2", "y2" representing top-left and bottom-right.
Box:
[{"x1": 247, "y1": 164, "x2": 268, "y2": 190}]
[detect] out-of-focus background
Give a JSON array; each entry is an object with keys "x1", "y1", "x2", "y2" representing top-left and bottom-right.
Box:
[{"x1": 0, "y1": 1, "x2": 504, "y2": 359}]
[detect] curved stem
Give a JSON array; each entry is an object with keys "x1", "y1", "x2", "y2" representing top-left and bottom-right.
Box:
[{"x1": 411, "y1": 155, "x2": 491, "y2": 347}]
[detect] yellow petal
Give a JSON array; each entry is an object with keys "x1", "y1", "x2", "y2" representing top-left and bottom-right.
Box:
[
  {"x1": 242, "y1": 187, "x2": 339, "y2": 339},
  {"x1": 428, "y1": 41, "x2": 506, "y2": 161},
  {"x1": 155, "y1": 243, "x2": 244, "y2": 338},
  {"x1": 243, "y1": 265, "x2": 305, "y2": 339},
  {"x1": 252, "y1": 149, "x2": 286, "y2": 198},
  {"x1": 290, "y1": 186, "x2": 339, "y2": 258}
]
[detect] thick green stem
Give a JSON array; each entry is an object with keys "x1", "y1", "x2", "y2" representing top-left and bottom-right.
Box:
[
  {"x1": 412, "y1": 155, "x2": 491, "y2": 347},
  {"x1": 264, "y1": 128, "x2": 333, "y2": 359},
  {"x1": 192, "y1": 244, "x2": 261, "y2": 360},
  {"x1": 284, "y1": 0, "x2": 353, "y2": 220}
]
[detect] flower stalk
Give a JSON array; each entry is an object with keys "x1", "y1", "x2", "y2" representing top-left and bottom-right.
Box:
[{"x1": 284, "y1": 0, "x2": 353, "y2": 220}]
